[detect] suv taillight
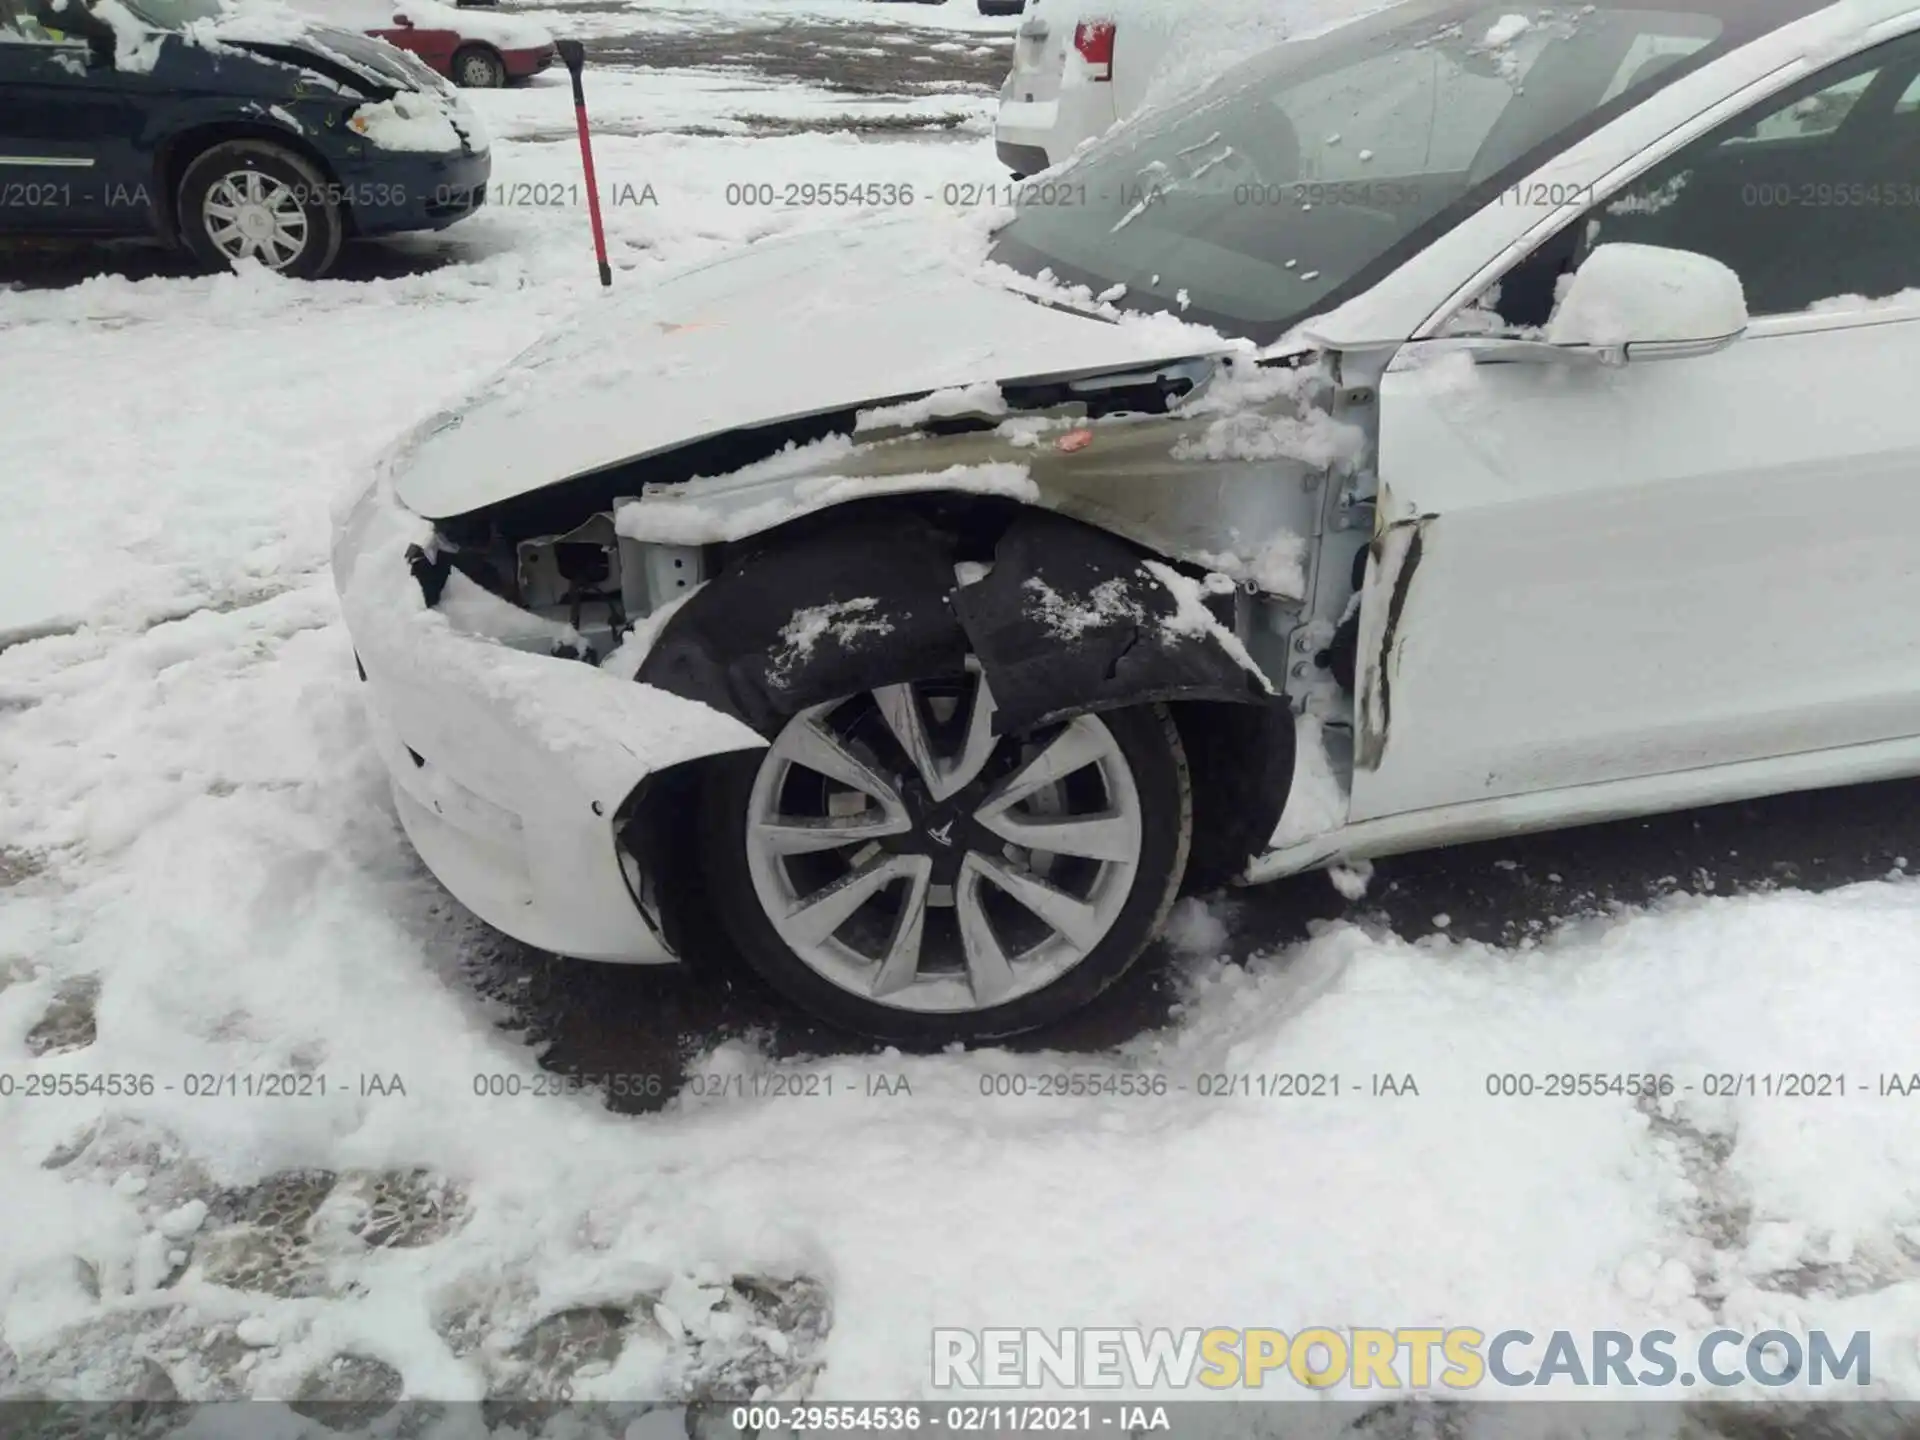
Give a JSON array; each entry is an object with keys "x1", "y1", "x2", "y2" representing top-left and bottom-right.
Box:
[{"x1": 1074, "y1": 20, "x2": 1115, "y2": 80}]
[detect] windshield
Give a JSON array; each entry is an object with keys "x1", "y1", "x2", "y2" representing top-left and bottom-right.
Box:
[
  {"x1": 121, "y1": 0, "x2": 224, "y2": 25},
  {"x1": 989, "y1": 0, "x2": 1742, "y2": 341}
]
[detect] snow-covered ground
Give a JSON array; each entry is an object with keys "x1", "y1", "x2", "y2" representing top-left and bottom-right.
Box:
[{"x1": 5, "y1": 2, "x2": 1920, "y2": 1427}]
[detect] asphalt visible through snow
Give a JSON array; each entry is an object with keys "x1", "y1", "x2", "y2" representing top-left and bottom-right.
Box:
[{"x1": 492, "y1": 774, "x2": 1920, "y2": 1111}]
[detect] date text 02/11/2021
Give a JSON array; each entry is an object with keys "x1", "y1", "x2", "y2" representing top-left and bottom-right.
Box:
[{"x1": 727, "y1": 1405, "x2": 1155, "y2": 1432}]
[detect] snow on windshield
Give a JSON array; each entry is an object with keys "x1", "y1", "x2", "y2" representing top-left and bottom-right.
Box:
[
  {"x1": 1139, "y1": 0, "x2": 1403, "y2": 113},
  {"x1": 991, "y1": 0, "x2": 1727, "y2": 342}
]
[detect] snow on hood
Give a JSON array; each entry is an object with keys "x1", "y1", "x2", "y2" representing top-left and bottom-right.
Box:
[
  {"x1": 350, "y1": 90, "x2": 480, "y2": 152},
  {"x1": 92, "y1": 0, "x2": 449, "y2": 90},
  {"x1": 225, "y1": 4, "x2": 451, "y2": 89},
  {"x1": 390, "y1": 216, "x2": 1242, "y2": 521}
]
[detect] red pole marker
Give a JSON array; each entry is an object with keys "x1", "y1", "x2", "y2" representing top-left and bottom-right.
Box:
[{"x1": 555, "y1": 38, "x2": 612, "y2": 288}]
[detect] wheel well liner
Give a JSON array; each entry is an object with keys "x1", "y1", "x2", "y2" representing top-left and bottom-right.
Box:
[
  {"x1": 634, "y1": 506, "x2": 975, "y2": 736},
  {"x1": 631, "y1": 502, "x2": 1292, "y2": 884},
  {"x1": 947, "y1": 509, "x2": 1269, "y2": 734},
  {"x1": 635, "y1": 503, "x2": 1274, "y2": 734}
]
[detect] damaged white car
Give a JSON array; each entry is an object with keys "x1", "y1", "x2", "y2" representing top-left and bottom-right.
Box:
[{"x1": 336, "y1": 0, "x2": 1920, "y2": 1042}]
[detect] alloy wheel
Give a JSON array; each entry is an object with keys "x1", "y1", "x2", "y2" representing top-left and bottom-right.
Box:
[{"x1": 742, "y1": 672, "x2": 1144, "y2": 1014}]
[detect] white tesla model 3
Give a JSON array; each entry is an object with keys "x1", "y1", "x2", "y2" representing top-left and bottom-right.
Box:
[{"x1": 336, "y1": 0, "x2": 1920, "y2": 1043}]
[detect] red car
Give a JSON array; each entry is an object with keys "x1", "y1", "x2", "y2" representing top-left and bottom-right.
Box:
[{"x1": 287, "y1": 0, "x2": 555, "y2": 86}]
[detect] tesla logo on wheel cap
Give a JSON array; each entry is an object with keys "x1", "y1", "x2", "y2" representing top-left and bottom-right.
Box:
[{"x1": 927, "y1": 819, "x2": 957, "y2": 847}]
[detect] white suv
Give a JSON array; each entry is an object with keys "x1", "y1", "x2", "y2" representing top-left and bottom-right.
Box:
[{"x1": 994, "y1": 0, "x2": 1392, "y2": 175}]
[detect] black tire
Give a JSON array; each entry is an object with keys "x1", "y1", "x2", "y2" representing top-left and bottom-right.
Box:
[
  {"x1": 694, "y1": 690, "x2": 1192, "y2": 1047},
  {"x1": 453, "y1": 44, "x2": 507, "y2": 88},
  {"x1": 176, "y1": 140, "x2": 343, "y2": 281}
]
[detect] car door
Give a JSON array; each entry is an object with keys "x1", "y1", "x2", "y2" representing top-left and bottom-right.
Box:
[
  {"x1": 0, "y1": 0, "x2": 150, "y2": 233},
  {"x1": 384, "y1": 14, "x2": 459, "y2": 75},
  {"x1": 1353, "y1": 26, "x2": 1920, "y2": 824}
]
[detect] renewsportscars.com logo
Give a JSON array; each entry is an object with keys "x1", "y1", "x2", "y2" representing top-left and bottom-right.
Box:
[{"x1": 931, "y1": 1328, "x2": 1873, "y2": 1392}]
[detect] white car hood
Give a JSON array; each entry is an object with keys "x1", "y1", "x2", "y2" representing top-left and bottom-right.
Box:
[{"x1": 392, "y1": 221, "x2": 1237, "y2": 520}]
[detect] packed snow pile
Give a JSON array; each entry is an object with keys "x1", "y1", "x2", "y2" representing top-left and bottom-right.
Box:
[{"x1": 347, "y1": 94, "x2": 469, "y2": 154}]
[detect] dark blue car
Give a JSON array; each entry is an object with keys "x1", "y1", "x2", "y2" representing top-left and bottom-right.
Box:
[{"x1": 0, "y1": 0, "x2": 490, "y2": 277}]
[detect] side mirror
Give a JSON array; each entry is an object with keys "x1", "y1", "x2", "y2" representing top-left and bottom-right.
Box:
[
  {"x1": 392, "y1": 11, "x2": 413, "y2": 23},
  {"x1": 1547, "y1": 242, "x2": 1748, "y2": 361}
]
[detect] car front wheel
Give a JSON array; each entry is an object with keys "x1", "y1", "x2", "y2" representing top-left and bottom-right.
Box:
[
  {"x1": 453, "y1": 44, "x2": 508, "y2": 87},
  {"x1": 697, "y1": 669, "x2": 1192, "y2": 1045},
  {"x1": 177, "y1": 140, "x2": 344, "y2": 280}
]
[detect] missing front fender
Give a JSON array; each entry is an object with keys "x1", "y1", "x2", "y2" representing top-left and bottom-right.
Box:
[{"x1": 632, "y1": 505, "x2": 1277, "y2": 742}]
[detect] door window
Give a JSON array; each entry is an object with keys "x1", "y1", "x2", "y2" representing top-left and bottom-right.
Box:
[
  {"x1": 1723, "y1": 69, "x2": 1877, "y2": 145},
  {"x1": 1492, "y1": 29, "x2": 1920, "y2": 325}
]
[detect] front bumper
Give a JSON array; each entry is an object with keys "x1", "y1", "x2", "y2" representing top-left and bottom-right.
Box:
[
  {"x1": 331, "y1": 445, "x2": 764, "y2": 962},
  {"x1": 337, "y1": 145, "x2": 492, "y2": 237}
]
